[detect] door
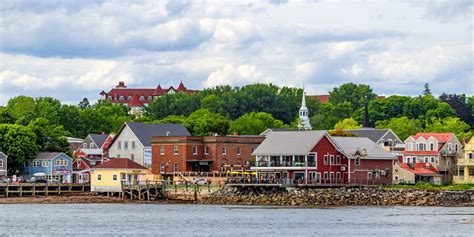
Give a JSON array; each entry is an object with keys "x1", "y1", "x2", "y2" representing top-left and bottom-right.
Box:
[{"x1": 309, "y1": 172, "x2": 321, "y2": 184}]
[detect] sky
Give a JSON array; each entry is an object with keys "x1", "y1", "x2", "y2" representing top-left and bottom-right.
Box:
[{"x1": 0, "y1": 0, "x2": 473, "y2": 105}]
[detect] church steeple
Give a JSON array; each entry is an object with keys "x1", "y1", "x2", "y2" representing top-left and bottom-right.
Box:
[{"x1": 299, "y1": 86, "x2": 312, "y2": 130}]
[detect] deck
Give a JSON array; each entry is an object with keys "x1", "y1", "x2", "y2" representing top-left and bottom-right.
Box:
[
  {"x1": 0, "y1": 183, "x2": 90, "y2": 197},
  {"x1": 121, "y1": 181, "x2": 165, "y2": 201}
]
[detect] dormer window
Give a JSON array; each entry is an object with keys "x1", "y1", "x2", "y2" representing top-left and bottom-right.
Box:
[
  {"x1": 407, "y1": 142, "x2": 413, "y2": 151},
  {"x1": 119, "y1": 96, "x2": 124, "y2": 101},
  {"x1": 127, "y1": 96, "x2": 132, "y2": 101},
  {"x1": 148, "y1": 96, "x2": 152, "y2": 101},
  {"x1": 429, "y1": 142, "x2": 434, "y2": 151},
  {"x1": 448, "y1": 143, "x2": 452, "y2": 151},
  {"x1": 139, "y1": 96, "x2": 144, "y2": 101}
]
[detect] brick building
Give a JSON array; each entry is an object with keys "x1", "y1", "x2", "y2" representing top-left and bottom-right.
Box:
[{"x1": 151, "y1": 135, "x2": 265, "y2": 177}]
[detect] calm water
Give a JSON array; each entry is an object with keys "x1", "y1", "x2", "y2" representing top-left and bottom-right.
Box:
[{"x1": 0, "y1": 204, "x2": 473, "y2": 236}]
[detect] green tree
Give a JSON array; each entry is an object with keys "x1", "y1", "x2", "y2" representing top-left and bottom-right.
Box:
[
  {"x1": 0, "y1": 107, "x2": 15, "y2": 124},
  {"x1": 334, "y1": 118, "x2": 362, "y2": 130},
  {"x1": 375, "y1": 116, "x2": 423, "y2": 140},
  {"x1": 78, "y1": 97, "x2": 90, "y2": 109},
  {"x1": 6, "y1": 96, "x2": 36, "y2": 122},
  {"x1": 329, "y1": 83, "x2": 376, "y2": 113},
  {"x1": 154, "y1": 115, "x2": 187, "y2": 124},
  {"x1": 424, "y1": 117, "x2": 472, "y2": 141},
  {"x1": 423, "y1": 83, "x2": 432, "y2": 95},
  {"x1": 35, "y1": 97, "x2": 62, "y2": 125},
  {"x1": 0, "y1": 124, "x2": 38, "y2": 174},
  {"x1": 229, "y1": 112, "x2": 285, "y2": 135},
  {"x1": 27, "y1": 118, "x2": 69, "y2": 152},
  {"x1": 185, "y1": 109, "x2": 230, "y2": 136}
]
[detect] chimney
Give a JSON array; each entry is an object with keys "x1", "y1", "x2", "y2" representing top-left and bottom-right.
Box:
[{"x1": 166, "y1": 131, "x2": 170, "y2": 136}]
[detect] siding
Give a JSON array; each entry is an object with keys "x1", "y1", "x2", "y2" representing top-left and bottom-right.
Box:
[{"x1": 108, "y1": 125, "x2": 146, "y2": 166}]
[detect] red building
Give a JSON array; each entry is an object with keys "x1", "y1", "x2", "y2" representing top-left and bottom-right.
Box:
[
  {"x1": 150, "y1": 135, "x2": 265, "y2": 177},
  {"x1": 72, "y1": 157, "x2": 103, "y2": 183},
  {"x1": 99, "y1": 81, "x2": 198, "y2": 106},
  {"x1": 251, "y1": 131, "x2": 396, "y2": 185}
]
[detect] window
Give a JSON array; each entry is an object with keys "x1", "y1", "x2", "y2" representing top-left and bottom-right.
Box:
[
  {"x1": 130, "y1": 154, "x2": 135, "y2": 161},
  {"x1": 42, "y1": 161, "x2": 48, "y2": 167},
  {"x1": 408, "y1": 142, "x2": 413, "y2": 151},
  {"x1": 324, "y1": 155, "x2": 328, "y2": 165},
  {"x1": 83, "y1": 143, "x2": 88, "y2": 148},
  {"x1": 121, "y1": 174, "x2": 126, "y2": 180},
  {"x1": 330, "y1": 155, "x2": 335, "y2": 165},
  {"x1": 173, "y1": 146, "x2": 179, "y2": 155},
  {"x1": 160, "y1": 163, "x2": 165, "y2": 173},
  {"x1": 119, "y1": 96, "x2": 124, "y2": 101},
  {"x1": 131, "y1": 141, "x2": 136, "y2": 150},
  {"x1": 448, "y1": 143, "x2": 452, "y2": 151},
  {"x1": 413, "y1": 157, "x2": 417, "y2": 163},
  {"x1": 336, "y1": 155, "x2": 341, "y2": 164},
  {"x1": 192, "y1": 146, "x2": 197, "y2": 155},
  {"x1": 368, "y1": 172, "x2": 372, "y2": 179},
  {"x1": 324, "y1": 172, "x2": 328, "y2": 180},
  {"x1": 424, "y1": 157, "x2": 429, "y2": 163},
  {"x1": 160, "y1": 146, "x2": 165, "y2": 155},
  {"x1": 148, "y1": 96, "x2": 152, "y2": 101},
  {"x1": 139, "y1": 96, "x2": 144, "y2": 101},
  {"x1": 330, "y1": 172, "x2": 335, "y2": 180},
  {"x1": 205, "y1": 146, "x2": 209, "y2": 155},
  {"x1": 336, "y1": 172, "x2": 341, "y2": 181},
  {"x1": 251, "y1": 147, "x2": 255, "y2": 152},
  {"x1": 380, "y1": 139, "x2": 385, "y2": 146},
  {"x1": 406, "y1": 157, "x2": 411, "y2": 163},
  {"x1": 417, "y1": 143, "x2": 426, "y2": 151},
  {"x1": 97, "y1": 174, "x2": 102, "y2": 181},
  {"x1": 124, "y1": 141, "x2": 128, "y2": 150},
  {"x1": 174, "y1": 163, "x2": 178, "y2": 172},
  {"x1": 355, "y1": 156, "x2": 360, "y2": 165},
  {"x1": 430, "y1": 143, "x2": 434, "y2": 151},
  {"x1": 127, "y1": 96, "x2": 132, "y2": 101},
  {"x1": 455, "y1": 144, "x2": 458, "y2": 151},
  {"x1": 117, "y1": 154, "x2": 121, "y2": 158},
  {"x1": 90, "y1": 143, "x2": 94, "y2": 148},
  {"x1": 0, "y1": 160, "x2": 3, "y2": 168},
  {"x1": 76, "y1": 160, "x2": 81, "y2": 167},
  {"x1": 107, "y1": 96, "x2": 112, "y2": 100},
  {"x1": 118, "y1": 141, "x2": 122, "y2": 150},
  {"x1": 430, "y1": 157, "x2": 435, "y2": 163},
  {"x1": 221, "y1": 146, "x2": 227, "y2": 155},
  {"x1": 237, "y1": 147, "x2": 241, "y2": 156},
  {"x1": 469, "y1": 153, "x2": 473, "y2": 159},
  {"x1": 113, "y1": 174, "x2": 117, "y2": 181}
]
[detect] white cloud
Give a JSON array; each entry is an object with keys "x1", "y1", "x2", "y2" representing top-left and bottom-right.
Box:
[{"x1": 203, "y1": 64, "x2": 272, "y2": 87}]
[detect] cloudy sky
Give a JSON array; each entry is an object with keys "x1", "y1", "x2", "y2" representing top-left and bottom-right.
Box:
[{"x1": 0, "y1": 0, "x2": 472, "y2": 105}]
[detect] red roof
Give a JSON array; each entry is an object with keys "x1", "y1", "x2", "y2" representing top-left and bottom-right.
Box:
[
  {"x1": 411, "y1": 133, "x2": 453, "y2": 143},
  {"x1": 177, "y1": 81, "x2": 187, "y2": 92},
  {"x1": 398, "y1": 163, "x2": 439, "y2": 175},
  {"x1": 128, "y1": 94, "x2": 145, "y2": 107},
  {"x1": 153, "y1": 84, "x2": 165, "y2": 96},
  {"x1": 93, "y1": 158, "x2": 147, "y2": 169},
  {"x1": 102, "y1": 82, "x2": 198, "y2": 103},
  {"x1": 101, "y1": 135, "x2": 114, "y2": 150}
]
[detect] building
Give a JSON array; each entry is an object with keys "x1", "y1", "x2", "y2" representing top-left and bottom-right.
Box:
[
  {"x1": 66, "y1": 137, "x2": 84, "y2": 153},
  {"x1": 250, "y1": 131, "x2": 396, "y2": 185},
  {"x1": 108, "y1": 122, "x2": 191, "y2": 167},
  {"x1": 90, "y1": 158, "x2": 150, "y2": 192},
  {"x1": 72, "y1": 157, "x2": 103, "y2": 183},
  {"x1": 0, "y1": 152, "x2": 7, "y2": 177},
  {"x1": 454, "y1": 136, "x2": 474, "y2": 184},
  {"x1": 393, "y1": 162, "x2": 441, "y2": 184},
  {"x1": 82, "y1": 133, "x2": 111, "y2": 150},
  {"x1": 298, "y1": 87, "x2": 311, "y2": 130},
  {"x1": 344, "y1": 128, "x2": 405, "y2": 154},
  {"x1": 74, "y1": 133, "x2": 114, "y2": 159},
  {"x1": 402, "y1": 132, "x2": 462, "y2": 183},
  {"x1": 150, "y1": 135, "x2": 265, "y2": 178},
  {"x1": 26, "y1": 152, "x2": 73, "y2": 183}
]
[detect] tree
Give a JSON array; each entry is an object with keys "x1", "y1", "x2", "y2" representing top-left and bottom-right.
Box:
[
  {"x1": 78, "y1": 97, "x2": 90, "y2": 109},
  {"x1": 425, "y1": 102, "x2": 457, "y2": 119},
  {"x1": 27, "y1": 118, "x2": 69, "y2": 152},
  {"x1": 0, "y1": 107, "x2": 15, "y2": 124},
  {"x1": 329, "y1": 129, "x2": 358, "y2": 137},
  {"x1": 439, "y1": 93, "x2": 473, "y2": 124},
  {"x1": 6, "y1": 96, "x2": 36, "y2": 121},
  {"x1": 185, "y1": 109, "x2": 230, "y2": 136},
  {"x1": 229, "y1": 112, "x2": 285, "y2": 135},
  {"x1": 35, "y1": 97, "x2": 62, "y2": 125},
  {"x1": 423, "y1": 83, "x2": 432, "y2": 95},
  {"x1": 334, "y1": 118, "x2": 362, "y2": 130},
  {"x1": 424, "y1": 117, "x2": 472, "y2": 141},
  {"x1": 154, "y1": 115, "x2": 187, "y2": 125},
  {"x1": 0, "y1": 124, "x2": 38, "y2": 174},
  {"x1": 375, "y1": 117, "x2": 423, "y2": 140},
  {"x1": 329, "y1": 83, "x2": 376, "y2": 113}
]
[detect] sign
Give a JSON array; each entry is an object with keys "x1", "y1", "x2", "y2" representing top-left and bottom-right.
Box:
[
  {"x1": 131, "y1": 170, "x2": 142, "y2": 174},
  {"x1": 199, "y1": 161, "x2": 209, "y2": 165}
]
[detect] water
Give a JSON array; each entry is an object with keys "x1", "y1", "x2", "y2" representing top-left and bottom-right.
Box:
[{"x1": 0, "y1": 204, "x2": 473, "y2": 236}]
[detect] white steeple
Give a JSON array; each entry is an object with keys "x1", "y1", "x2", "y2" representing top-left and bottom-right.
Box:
[{"x1": 299, "y1": 86, "x2": 312, "y2": 130}]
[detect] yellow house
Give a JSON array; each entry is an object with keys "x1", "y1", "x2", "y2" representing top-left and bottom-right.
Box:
[
  {"x1": 454, "y1": 136, "x2": 474, "y2": 184},
  {"x1": 90, "y1": 158, "x2": 153, "y2": 192}
]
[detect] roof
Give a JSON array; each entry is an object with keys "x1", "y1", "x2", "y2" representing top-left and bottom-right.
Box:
[
  {"x1": 332, "y1": 137, "x2": 396, "y2": 159},
  {"x1": 114, "y1": 122, "x2": 191, "y2": 147},
  {"x1": 78, "y1": 148, "x2": 103, "y2": 155},
  {"x1": 344, "y1": 128, "x2": 390, "y2": 143},
  {"x1": 80, "y1": 157, "x2": 102, "y2": 168},
  {"x1": 410, "y1": 133, "x2": 454, "y2": 143},
  {"x1": 34, "y1": 152, "x2": 71, "y2": 160},
  {"x1": 89, "y1": 134, "x2": 109, "y2": 147},
  {"x1": 93, "y1": 158, "x2": 147, "y2": 169},
  {"x1": 0, "y1": 152, "x2": 6, "y2": 158},
  {"x1": 128, "y1": 94, "x2": 145, "y2": 107},
  {"x1": 397, "y1": 163, "x2": 440, "y2": 176},
  {"x1": 253, "y1": 130, "x2": 328, "y2": 156}
]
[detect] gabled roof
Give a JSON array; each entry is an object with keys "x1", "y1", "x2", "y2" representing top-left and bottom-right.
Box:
[
  {"x1": 410, "y1": 133, "x2": 454, "y2": 143},
  {"x1": 252, "y1": 130, "x2": 330, "y2": 156},
  {"x1": 332, "y1": 137, "x2": 396, "y2": 159},
  {"x1": 344, "y1": 128, "x2": 392, "y2": 143},
  {"x1": 93, "y1": 158, "x2": 147, "y2": 170},
  {"x1": 34, "y1": 152, "x2": 71, "y2": 160},
  {"x1": 111, "y1": 122, "x2": 191, "y2": 147},
  {"x1": 397, "y1": 163, "x2": 440, "y2": 176},
  {"x1": 0, "y1": 152, "x2": 6, "y2": 159},
  {"x1": 88, "y1": 134, "x2": 109, "y2": 147},
  {"x1": 128, "y1": 94, "x2": 145, "y2": 107}
]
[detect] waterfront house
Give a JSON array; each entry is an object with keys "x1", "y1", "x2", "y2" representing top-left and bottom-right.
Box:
[
  {"x1": 150, "y1": 135, "x2": 264, "y2": 179},
  {"x1": 90, "y1": 158, "x2": 150, "y2": 192},
  {"x1": 393, "y1": 162, "x2": 441, "y2": 184},
  {"x1": 344, "y1": 128, "x2": 405, "y2": 154},
  {"x1": 251, "y1": 131, "x2": 396, "y2": 185},
  {"x1": 402, "y1": 132, "x2": 461, "y2": 183},
  {"x1": 454, "y1": 136, "x2": 474, "y2": 184},
  {"x1": 108, "y1": 122, "x2": 191, "y2": 167},
  {"x1": 26, "y1": 152, "x2": 73, "y2": 183},
  {"x1": 72, "y1": 157, "x2": 103, "y2": 183},
  {"x1": 82, "y1": 133, "x2": 110, "y2": 150},
  {"x1": 0, "y1": 152, "x2": 7, "y2": 177},
  {"x1": 66, "y1": 137, "x2": 84, "y2": 153}
]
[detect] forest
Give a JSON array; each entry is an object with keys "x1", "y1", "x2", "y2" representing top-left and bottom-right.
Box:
[{"x1": 0, "y1": 82, "x2": 473, "y2": 173}]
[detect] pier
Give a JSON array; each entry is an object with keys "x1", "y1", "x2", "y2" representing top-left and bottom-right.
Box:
[
  {"x1": 0, "y1": 183, "x2": 90, "y2": 197},
  {"x1": 121, "y1": 181, "x2": 164, "y2": 201}
]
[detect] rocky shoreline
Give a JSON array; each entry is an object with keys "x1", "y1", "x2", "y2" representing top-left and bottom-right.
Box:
[{"x1": 200, "y1": 186, "x2": 474, "y2": 207}]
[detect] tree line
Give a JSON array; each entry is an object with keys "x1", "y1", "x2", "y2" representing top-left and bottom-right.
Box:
[{"x1": 0, "y1": 83, "x2": 472, "y2": 174}]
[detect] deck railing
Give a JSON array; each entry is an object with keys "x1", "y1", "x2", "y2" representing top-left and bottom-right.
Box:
[{"x1": 225, "y1": 177, "x2": 387, "y2": 186}]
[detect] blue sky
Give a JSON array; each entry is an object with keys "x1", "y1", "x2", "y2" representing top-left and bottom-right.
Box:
[{"x1": 0, "y1": 0, "x2": 472, "y2": 105}]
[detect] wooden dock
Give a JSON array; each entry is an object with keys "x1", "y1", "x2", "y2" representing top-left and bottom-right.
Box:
[
  {"x1": 121, "y1": 181, "x2": 164, "y2": 201},
  {"x1": 0, "y1": 183, "x2": 90, "y2": 197}
]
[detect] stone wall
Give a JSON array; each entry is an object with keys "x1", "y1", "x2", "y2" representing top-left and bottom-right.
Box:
[{"x1": 200, "y1": 186, "x2": 474, "y2": 206}]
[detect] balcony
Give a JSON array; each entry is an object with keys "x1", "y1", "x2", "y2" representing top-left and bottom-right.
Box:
[
  {"x1": 441, "y1": 150, "x2": 459, "y2": 156},
  {"x1": 253, "y1": 161, "x2": 315, "y2": 168},
  {"x1": 457, "y1": 158, "x2": 474, "y2": 166},
  {"x1": 453, "y1": 175, "x2": 474, "y2": 184}
]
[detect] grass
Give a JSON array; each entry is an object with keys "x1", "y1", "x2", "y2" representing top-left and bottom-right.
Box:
[{"x1": 389, "y1": 182, "x2": 474, "y2": 191}]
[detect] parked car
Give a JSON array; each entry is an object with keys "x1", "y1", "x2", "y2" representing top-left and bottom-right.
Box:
[
  {"x1": 0, "y1": 177, "x2": 9, "y2": 183},
  {"x1": 191, "y1": 178, "x2": 208, "y2": 185},
  {"x1": 29, "y1": 173, "x2": 48, "y2": 183}
]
